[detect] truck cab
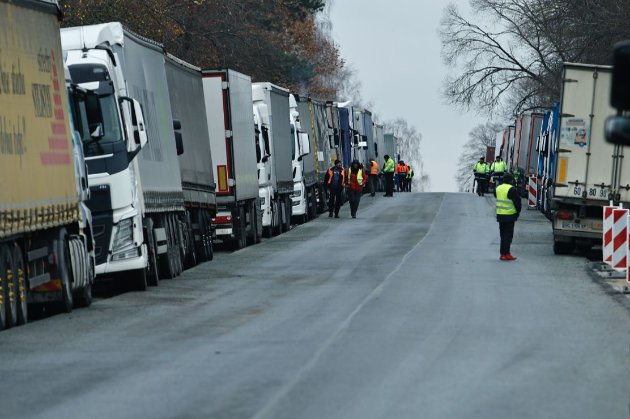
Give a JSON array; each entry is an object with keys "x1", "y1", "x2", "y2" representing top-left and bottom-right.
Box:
[
  {"x1": 289, "y1": 94, "x2": 311, "y2": 223},
  {"x1": 62, "y1": 29, "x2": 149, "y2": 283}
]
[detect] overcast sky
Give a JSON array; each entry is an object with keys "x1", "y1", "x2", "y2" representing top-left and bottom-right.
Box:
[{"x1": 329, "y1": 0, "x2": 484, "y2": 192}]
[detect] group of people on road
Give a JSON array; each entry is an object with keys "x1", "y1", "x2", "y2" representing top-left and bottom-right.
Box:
[
  {"x1": 325, "y1": 154, "x2": 411, "y2": 219},
  {"x1": 473, "y1": 156, "x2": 507, "y2": 196}
]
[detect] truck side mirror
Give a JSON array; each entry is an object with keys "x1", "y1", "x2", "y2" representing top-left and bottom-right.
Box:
[
  {"x1": 611, "y1": 41, "x2": 630, "y2": 111},
  {"x1": 606, "y1": 41, "x2": 630, "y2": 145},
  {"x1": 299, "y1": 132, "x2": 310, "y2": 157},
  {"x1": 131, "y1": 99, "x2": 148, "y2": 148},
  {"x1": 173, "y1": 119, "x2": 184, "y2": 155}
]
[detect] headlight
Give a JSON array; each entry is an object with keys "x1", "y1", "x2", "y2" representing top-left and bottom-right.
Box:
[
  {"x1": 292, "y1": 190, "x2": 302, "y2": 198},
  {"x1": 260, "y1": 197, "x2": 266, "y2": 206},
  {"x1": 112, "y1": 218, "x2": 134, "y2": 252}
]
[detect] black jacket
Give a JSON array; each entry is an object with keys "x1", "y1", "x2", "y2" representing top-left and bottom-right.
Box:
[{"x1": 494, "y1": 184, "x2": 521, "y2": 223}]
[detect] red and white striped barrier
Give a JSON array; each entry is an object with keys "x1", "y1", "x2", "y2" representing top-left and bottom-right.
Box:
[
  {"x1": 612, "y1": 208, "x2": 629, "y2": 272},
  {"x1": 603, "y1": 206, "x2": 615, "y2": 265},
  {"x1": 527, "y1": 175, "x2": 537, "y2": 209}
]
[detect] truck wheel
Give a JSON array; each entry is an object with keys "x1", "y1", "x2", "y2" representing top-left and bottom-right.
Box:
[
  {"x1": 271, "y1": 199, "x2": 281, "y2": 236},
  {"x1": 203, "y1": 212, "x2": 214, "y2": 261},
  {"x1": 158, "y1": 216, "x2": 175, "y2": 279},
  {"x1": 1, "y1": 245, "x2": 18, "y2": 327},
  {"x1": 247, "y1": 202, "x2": 259, "y2": 245},
  {"x1": 75, "y1": 281, "x2": 93, "y2": 308},
  {"x1": 11, "y1": 243, "x2": 27, "y2": 325},
  {"x1": 57, "y1": 235, "x2": 73, "y2": 314},
  {"x1": 234, "y1": 206, "x2": 247, "y2": 249},
  {"x1": 283, "y1": 196, "x2": 292, "y2": 231},
  {"x1": 553, "y1": 241, "x2": 573, "y2": 255},
  {"x1": 145, "y1": 218, "x2": 160, "y2": 287}
]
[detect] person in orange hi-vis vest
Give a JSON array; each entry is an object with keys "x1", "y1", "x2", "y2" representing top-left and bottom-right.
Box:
[{"x1": 368, "y1": 158, "x2": 379, "y2": 197}]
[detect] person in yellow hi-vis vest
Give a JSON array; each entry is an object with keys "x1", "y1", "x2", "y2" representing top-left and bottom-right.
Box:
[{"x1": 494, "y1": 173, "x2": 521, "y2": 261}]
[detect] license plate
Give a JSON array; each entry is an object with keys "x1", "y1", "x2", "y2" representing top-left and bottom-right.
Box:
[
  {"x1": 560, "y1": 221, "x2": 602, "y2": 231},
  {"x1": 215, "y1": 228, "x2": 232, "y2": 236}
]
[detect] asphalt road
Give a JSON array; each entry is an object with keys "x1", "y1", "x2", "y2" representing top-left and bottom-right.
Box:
[{"x1": 1, "y1": 193, "x2": 630, "y2": 419}]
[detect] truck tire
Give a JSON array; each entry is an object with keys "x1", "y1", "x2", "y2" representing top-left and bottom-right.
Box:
[
  {"x1": 247, "y1": 202, "x2": 259, "y2": 245},
  {"x1": 272, "y1": 199, "x2": 281, "y2": 236},
  {"x1": 11, "y1": 243, "x2": 27, "y2": 325},
  {"x1": 203, "y1": 212, "x2": 214, "y2": 261},
  {"x1": 145, "y1": 218, "x2": 160, "y2": 287},
  {"x1": 283, "y1": 196, "x2": 292, "y2": 231},
  {"x1": 553, "y1": 240, "x2": 573, "y2": 255},
  {"x1": 2, "y1": 245, "x2": 18, "y2": 327},
  {"x1": 234, "y1": 206, "x2": 247, "y2": 249},
  {"x1": 158, "y1": 215, "x2": 176, "y2": 280},
  {"x1": 57, "y1": 234, "x2": 73, "y2": 314}
]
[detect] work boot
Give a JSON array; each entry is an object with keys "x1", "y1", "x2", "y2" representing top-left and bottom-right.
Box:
[
  {"x1": 334, "y1": 214, "x2": 340, "y2": 218},
  {"x1": 506, "y1": 254, "x2": 517, "y2": 261},
  {"x1": 500, "y1": 254, "x2": 509, "y2": 261},
  {"x1": 328, "y1": 212, "x2": 333, "y2": 218}
]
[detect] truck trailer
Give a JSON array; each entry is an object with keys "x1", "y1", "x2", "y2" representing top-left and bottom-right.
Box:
[
  {"x1": 202, "y1": 69, "x2": 260, "y2": 249},
  {"x1": 551, "y1": 63, "x2": 619, "y2": 254},
  {"x1": 165, "y1": 54, "x2": 217, "y2": 264},
  {"x1": 0, "y1": 0, "x2": 95, "y2": 330}
]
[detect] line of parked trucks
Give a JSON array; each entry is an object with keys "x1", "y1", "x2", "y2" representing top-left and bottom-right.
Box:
[
  {"x1": 494, "y1": 62, "x2": 622, "y2": 255},
  {"x1": 0, "y1": 0, "x2": 402, "y2": 331}
]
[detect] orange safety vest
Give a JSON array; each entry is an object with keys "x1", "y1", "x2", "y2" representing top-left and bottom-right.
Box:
[
  {"x1": 370, "y1": 161, "x2": 379, "y2": 175},
  {"x1": 396, "y1": 164, "x2": 408, "y2": 174},
  {"x1": 327, "y1": 166, "x2": 345, "y2": 186}
]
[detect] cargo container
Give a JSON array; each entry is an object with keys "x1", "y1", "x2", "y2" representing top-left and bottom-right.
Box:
[
  {"x1": 551, "y1": 63, "x2": 619, "y2": 254},
  {"x1": 202, "y1": 69, "x2": 260, "y2": 249},
  {"x1": 165, "y1": 54, "x2": 217, "y2": 263},
  {"x1": 0, "y1": 0, "x2": 95, "y2": 329}
]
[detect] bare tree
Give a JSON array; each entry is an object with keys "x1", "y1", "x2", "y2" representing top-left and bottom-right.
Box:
[
  {"x1": 440, "y1": 0, "x2": 630, "y2": 117},
  {"x1": 455, "y1": 121, "x2": 503, "y2": 192}
]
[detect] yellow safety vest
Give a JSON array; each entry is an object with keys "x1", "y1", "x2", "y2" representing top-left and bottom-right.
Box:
[
  {"x1": 383, "y1": 159, "x2": 395, "y2": 173},
  {"x1": 495, "y1": 184, "x2": 517, "y2": 215},
  {"x1": 474, "y1": 162, "x2": 487, "y2": 174},
  {"x1": 347, "y1": 168, "x2": 363, "y2": 184},
  {"x1": 492, "y1": 161, "x2": 507, "y2": 172}
]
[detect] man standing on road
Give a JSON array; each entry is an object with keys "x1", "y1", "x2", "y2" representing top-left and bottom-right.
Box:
[
  {"x1": 396, "y1": 160, "x2": 408, "y2": 192},
  {"x1": 382, "y1": 154, "x2": 395, "y2": 197},
  {"x1": 327, "y1": 160, "x2": 345, "y2": 218},
  {"x1": 494, "y1": 173, "x2": 521, "y2": 261},
  {"x1": 368, "y1": 158, "x2": 379, "y2": 196},
  {"x1": 490, "y1": 156, "x2": 507, "y2": 186},
  {"x1": 347, "y1": 160, "x2": 366, "y2": 218},
  {"x1": 473, "y1": 157, "x2": 488, "y2": 196}
]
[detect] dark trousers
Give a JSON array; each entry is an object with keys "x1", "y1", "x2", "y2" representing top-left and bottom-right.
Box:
[
  {"x1": 397, "y1": 174, "x2": 406, "y2": 191},
  {"x1": 349, "y1": 189, "x2": 362, "y2": 216},
  {"x1": 369, "y1": 175, "x2": 377, "y2": 196},
  {"x1": 328, "y1": 187, "x2": 342, "y2": 215},
  {"x1": 499, "y1": 221, "x2": 515, "y2": 254},
  {"x1": 384, "y1": 172, "x2": 394, "y2": 196},
  {"x1": 405, "y1": 178, "x2": 412, "y2": 192}
]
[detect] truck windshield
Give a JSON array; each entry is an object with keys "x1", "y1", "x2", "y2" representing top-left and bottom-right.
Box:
[{"x1": 75, "y1": 92, "x2": 123, "y2": 154}]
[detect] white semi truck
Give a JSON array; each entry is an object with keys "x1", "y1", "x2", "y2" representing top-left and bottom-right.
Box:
[
  {"x1": 289, "y1": 94, "x2": 317, "y2": 223},
  {"x1": 551, "y1": 63, "x2": 620, "y2": 254},
  {"x1": 0, "y1": 0, "x2": 95, "y2": 330},
  {"x1": 62, "y1": 23, "x2": 188, "y2": 288},
  {"x1": 202, "y1": 69, "x2": 261, "y2": 249},
  {"x1": 252, "y1": 83, "x2": 294, "y2": 236}
]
